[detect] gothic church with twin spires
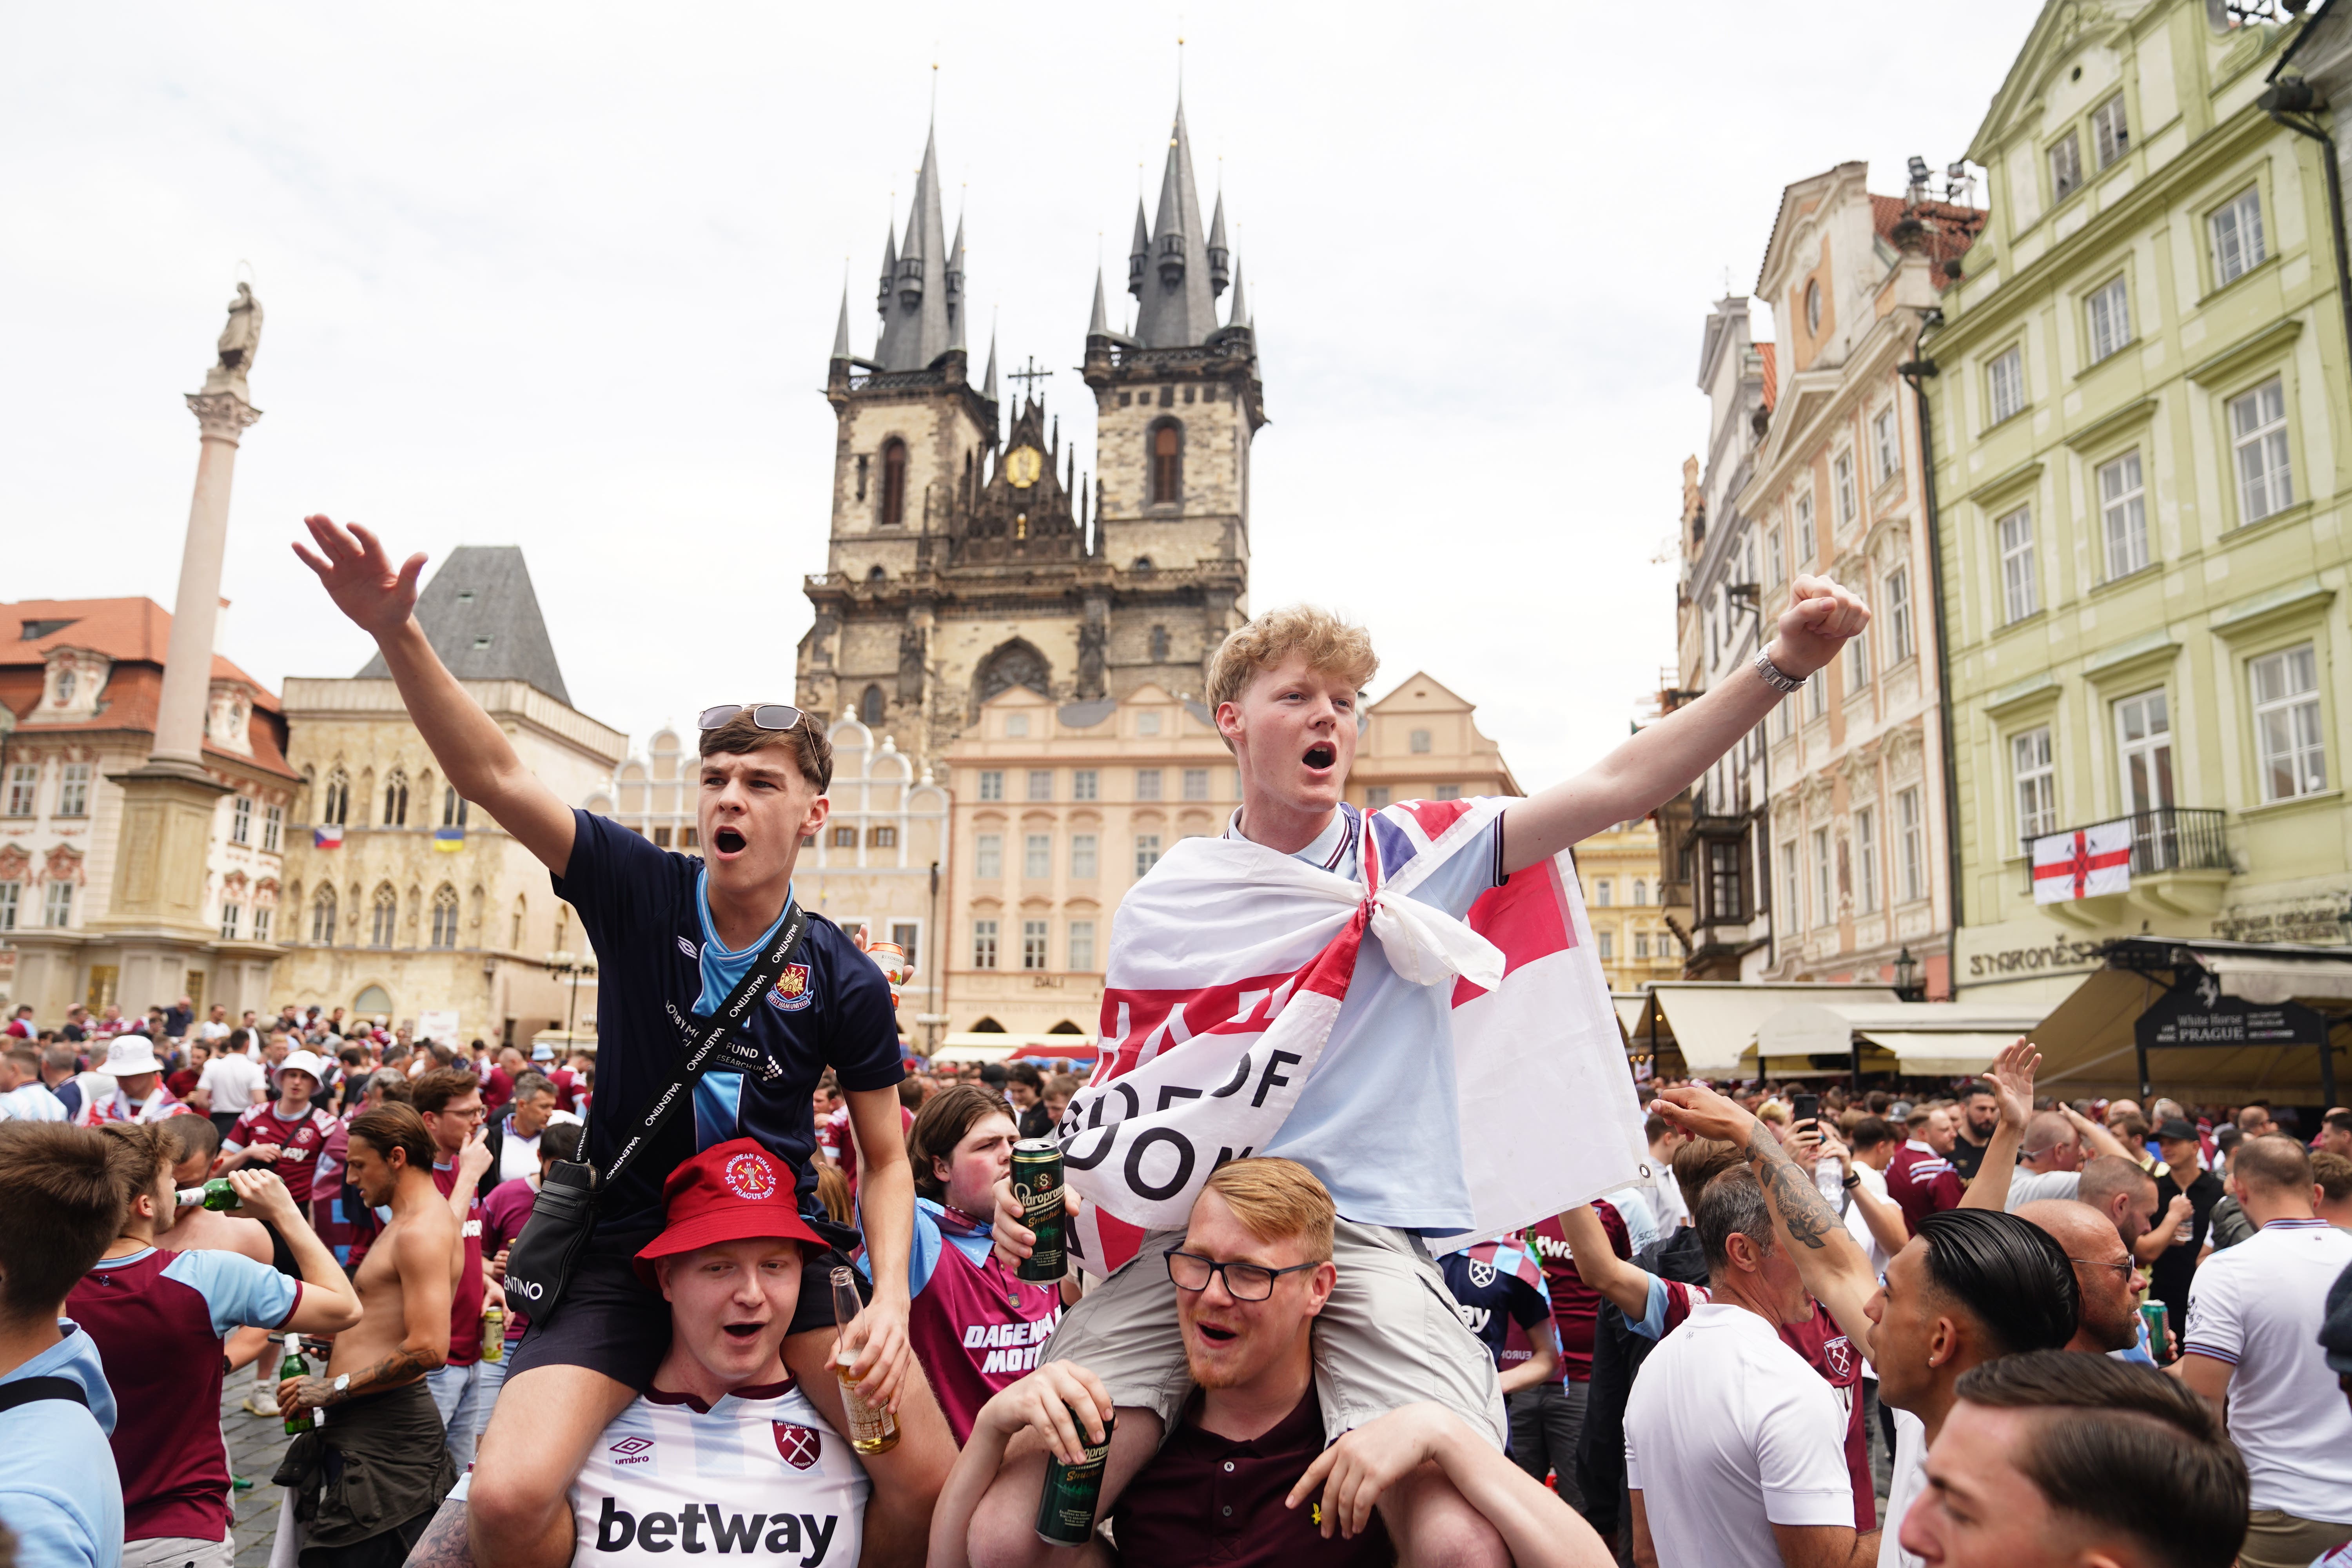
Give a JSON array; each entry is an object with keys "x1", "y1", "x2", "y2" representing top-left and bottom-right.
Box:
[{"x1": 795, "y1": 101, "x2": 1263, "y2": 771}]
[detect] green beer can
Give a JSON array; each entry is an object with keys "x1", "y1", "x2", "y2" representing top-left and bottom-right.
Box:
[
  {"x1": 2140, "y1": 1301, "x2": 2170, "y2": 1362},
  {"x1": 1012, "y1": 1138, "x2": 1066, "y2": 1283},
  {"x1": 1034, "y1": 1408, "x2": 1114, "y2": 1547}
]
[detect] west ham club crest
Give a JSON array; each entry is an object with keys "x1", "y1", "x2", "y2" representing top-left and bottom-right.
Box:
[{"x1": 773, "y1": 1421, "x2": 822, "y2": 1470}]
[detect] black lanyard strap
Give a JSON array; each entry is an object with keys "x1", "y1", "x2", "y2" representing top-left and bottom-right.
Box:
[{"x1": 598, "y1": 906, "x2": 811, "y2": 1190}]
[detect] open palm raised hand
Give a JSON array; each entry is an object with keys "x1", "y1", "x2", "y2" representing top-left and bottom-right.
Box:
[
  {"x1": 1986, "y1": 1037, "x2": 2042, "y2": 1134},
  {"x1": 292, "y1": 515, "x2": 427, "y2": 640}
]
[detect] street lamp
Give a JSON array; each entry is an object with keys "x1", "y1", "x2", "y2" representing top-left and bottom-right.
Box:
[
  {"x1": 546, "y1": 949, "x2": 598, "y2": 1044},
  {"x1": 1893, "y1": 946, "x2": 1922, "y2": 1002}
]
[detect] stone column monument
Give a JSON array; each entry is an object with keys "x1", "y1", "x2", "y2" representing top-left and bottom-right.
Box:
[{"x1": 94, "y1": 285, "x2": 264, "y2": 976}]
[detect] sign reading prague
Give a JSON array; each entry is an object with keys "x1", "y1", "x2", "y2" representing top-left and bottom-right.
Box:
[
  {"x1": 2032, "y1": 822, "x2": 2132, "y2": 904},
  {"x1": 2135, "y1": 971, "x2": 2326, "y2": 1053}
]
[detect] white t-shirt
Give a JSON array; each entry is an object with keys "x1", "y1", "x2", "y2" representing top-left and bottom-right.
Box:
[
  {"x1": 2002, "y1": 1169, "x2": 2081, "y2": 1211},
  {"x1": 1878, "y1": 1409, "x2": 1926, "y2": 1568},
  {"x1": 1624, "y1": 1300, "x2": 1854, "y2": 1568},
  {"x1": 196, "y1": 1020, "x2": 231, "y2": 1044},
  {"x1": 1642, "y1": 1157, "x2": 1691, "y2": 1232},
  {"x1": 497, "y1": 1111, "x2": 583, "y2": 1186},
  {"x1": 450, "y1": 1377, "x2": 867, "y2": 1566},
  {"x1": 1843, "y1": 1163, "x2": 1895, "y2": 1275},
  {"x1": 196, "y1": 1053, "x2": 266, "y2": 1114},
  {"x1": 2182, "y1": 1217, "x2": 2352, "y2": 1517}
]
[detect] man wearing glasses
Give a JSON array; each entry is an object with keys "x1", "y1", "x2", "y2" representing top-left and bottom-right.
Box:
[
  {"x1": 295, "y1": 517, "x2": 948, "y2": 1568},
  {"x1": 931, "y1": 1158, "x2": 1613, "y2": 1568}
]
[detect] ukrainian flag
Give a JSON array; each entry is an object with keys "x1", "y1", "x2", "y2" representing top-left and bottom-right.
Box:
[{"x1": 433, "y1": 826, "x2": 465, "y2": 853}]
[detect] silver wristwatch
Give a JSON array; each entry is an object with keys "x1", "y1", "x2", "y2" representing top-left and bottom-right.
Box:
[
  {"x1": 1753, "y1": 649, "x2": 1805, "y2": 693},
  {"x1": 331, "y1": 1373, "x2": 351, "y2": 1401}
]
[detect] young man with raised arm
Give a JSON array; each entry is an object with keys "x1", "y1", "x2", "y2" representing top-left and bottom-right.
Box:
[
  {"x1": 985, "y1": 578, "x2": 1869, "y2": 1567},
  {"x1": 71, "y1": 1127, "x2": 364, "y2": 1568},
  {"x1": 938, "y1": 1158, "x2": 1614, "y2": 1568},
  {"x1": 296, "y1": 516, "x2": 951, "y2": 1567},
  {"x1": 273, "y1": 1104, "x2": 461, "y2": 1565},
  {"x1": 1645, "y1": 1047, "x2": 2082, "y2": 1568}
]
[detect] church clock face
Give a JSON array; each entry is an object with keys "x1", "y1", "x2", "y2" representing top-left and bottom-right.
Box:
[{"x1": 1005, "y1": 445, "x2": 1044, "y2": 489}]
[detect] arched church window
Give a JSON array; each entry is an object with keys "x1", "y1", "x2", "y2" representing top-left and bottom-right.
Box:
[
  {"x1": 369, "y1": 884, "x2": 398, "y2": 947},
  {"x1": 323, "y1": 769, "x2": 350, "y2": 826},
  {"x1": 978, "y1": 642, "x2": 1051, "y2": 704},
  {"x1": 867, "y1": 564, "x2": 887, "y2": 582},
  {"x1": 880, "y1": 439, "x2": 908, "y2": 527},
  {"x1": 860, "y1": 685, "x2": 886, "y2": 726},
  {"x1": 383, "y1": 769, "x2": 409, "y2": 828},
  {"x1": 429, "y1": 884, "x2": 461, "y2": 949},
  {"x1": 310, "y1": 885, "x2": 338, "y2": 946},
  {"x1": 511, "y1": 895, "x2": 527, "y2": 951},
  {"x1": 443, "y1": 788, "x2": 468, "y2": 829},
  {"x1": 1150, "y1": 626, "x2": 1170, "y2": 662},
  {"x1": 1149, "y1": 421, "x2": 1182, "y2": 503}
]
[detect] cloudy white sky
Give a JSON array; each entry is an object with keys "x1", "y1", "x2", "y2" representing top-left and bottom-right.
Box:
[{"x1": 3, "y1": 1, "x2": 2046, "y2": 786}]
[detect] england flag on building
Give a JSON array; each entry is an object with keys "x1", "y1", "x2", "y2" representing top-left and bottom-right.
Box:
[{"x1": 2031, "y1": 820, "x2": 2131, "y2": 904}]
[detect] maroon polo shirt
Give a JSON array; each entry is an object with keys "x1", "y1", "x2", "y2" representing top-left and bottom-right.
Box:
[{"x1": 1112, "y1": 1385, "x2": 1392, "y2": 1568}]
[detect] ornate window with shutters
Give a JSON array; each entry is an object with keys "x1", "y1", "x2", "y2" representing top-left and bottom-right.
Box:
[{"x1": 1148, "y1": 420, "x2": 1183, "y2": 503}]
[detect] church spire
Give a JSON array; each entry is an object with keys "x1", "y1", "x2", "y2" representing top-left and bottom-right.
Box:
[
  {"x1": 981, "y1": 328, "x2": 998, "y2": 403},
  {"x1": 1088, "y1": 265, "x2": 1111, "y2": 337},
  {"x1": 1127, "y1": 199, "x2": 1150, "y2": 299},
  {"x1": 1134, "y1": 99, "x2": 1219, "y2": 348},
  {"x1": 876, "y1": 122, "x2": 955, "y2": 372},
  {"x1": 831, "y1": 285, "x2": 852, "y2": 363},
  {"x1": 1207, "y1": 191, "x2": 1230, "y2": 297},
  {"x1": 1227, "y1": 258, "x2": 1251, "y2": 330}
]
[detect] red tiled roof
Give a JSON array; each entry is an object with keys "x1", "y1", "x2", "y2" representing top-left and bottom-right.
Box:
[
  {"x1": 1869, "y1": 194, "x2": 1985, "y2": 289},
  {"x1": 1757, "y1": 343, "x2": 1779, "y2": 411},
  {"x1": 0, "y1": 597, "x2": 295, "y2": 779}
]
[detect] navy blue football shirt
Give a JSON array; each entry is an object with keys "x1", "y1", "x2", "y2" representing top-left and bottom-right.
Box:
[{"x1": 554, "y1": 808, "x2": 904, "y2": 1242}]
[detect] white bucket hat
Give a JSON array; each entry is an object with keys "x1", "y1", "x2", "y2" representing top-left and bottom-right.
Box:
[
  {"x1": 278, "y1": 1049, "x2": 329, "y2": 1085},
  {"x1": 98, "y1": 1037, "x2": 166, "y2": 1077}
]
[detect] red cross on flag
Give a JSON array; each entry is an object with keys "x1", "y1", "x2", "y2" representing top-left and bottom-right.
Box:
[{"x1": 2031, "y1": 821, "x2": 2132, "y2": 904}]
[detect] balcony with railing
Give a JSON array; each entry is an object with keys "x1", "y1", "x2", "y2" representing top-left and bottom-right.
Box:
[{"x1": 2020, "y1": 807, "x2": 2232, "y2": 918}]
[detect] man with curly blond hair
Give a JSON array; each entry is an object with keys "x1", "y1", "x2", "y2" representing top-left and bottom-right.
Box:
[{"x1": 976, "y1": 579, "x2": 1872, "y2": 1564}]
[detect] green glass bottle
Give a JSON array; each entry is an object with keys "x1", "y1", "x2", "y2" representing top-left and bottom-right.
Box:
[
  {"x1": 279, "y1": 1336, "x2": 315, "y2": 1436},
  {"x1": 175, "y1": 1178, "x2": 241, "y2": 1213}
]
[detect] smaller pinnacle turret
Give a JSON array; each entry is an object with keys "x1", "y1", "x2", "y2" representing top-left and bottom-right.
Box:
[
  {"x1": 1207, "y1": 191, "x2": 1230, "y2": 297},
  {"x1": 1127, "y1": 200, "x2": 1150, "y2": 298},
  {"x1": 1088, "y1": 266, "x2": 1110, "y2": 336},
  {"x1": 831, "y1": 287, "x2": 852, "y2": 361},
  {"x1": 981, "y1": 330, "x2": 998, "y2": 403},
  {"x1": 1227, "y1": 259, "x2": 1250, "y2": 330}
]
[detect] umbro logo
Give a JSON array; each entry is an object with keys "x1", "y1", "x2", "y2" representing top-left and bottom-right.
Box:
[
  {"x1": 611, "y1": 1436, "x2": 652, "y2": 1457},
  {"x1": 678, "y1": 936, "x2": 700, "y2": 959}
]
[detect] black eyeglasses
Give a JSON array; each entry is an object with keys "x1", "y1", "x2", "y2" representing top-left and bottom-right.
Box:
[
  {"x1": 698, "y1": 704, "x2": 806, "y2": 733},
  {"x1": 1165, "y1": 1247, "x2": 1320, "y2": 1302}
]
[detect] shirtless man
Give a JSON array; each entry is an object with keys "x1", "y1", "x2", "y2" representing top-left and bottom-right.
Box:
[{"x1": 276, "y1": 1104, "x2": 461, "y2": 1565}]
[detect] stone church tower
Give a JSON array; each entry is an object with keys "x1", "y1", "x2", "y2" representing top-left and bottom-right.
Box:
[{"x1": 796, "y1": 104, "x2": 1263, "y2": 773}]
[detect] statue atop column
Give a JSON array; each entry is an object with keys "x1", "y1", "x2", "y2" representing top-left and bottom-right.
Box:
[{"x1": 202, "y1": 282, "x2": 264, "y2": 401}]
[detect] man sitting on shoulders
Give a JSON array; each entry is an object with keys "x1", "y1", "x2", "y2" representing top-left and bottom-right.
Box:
[
  {"x1": 934, "y1": 1158, "x2": 1613, "y2": 1568},
  {"x1": 406, "y1": 1138, "x2": 872, "y2": 1567}
]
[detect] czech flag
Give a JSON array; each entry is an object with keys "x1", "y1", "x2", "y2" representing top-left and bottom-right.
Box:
[
  {"x1": 312, "y1": 825, "x2": 343, "y2": 849},
  {"x1": 433, "y1": 826, "x2": 465, "y2": 853}
]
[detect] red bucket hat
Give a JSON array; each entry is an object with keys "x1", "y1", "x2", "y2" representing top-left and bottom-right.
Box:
[{"x1": 633, "y1": 1138, "x2": 825, "y2": 1283}]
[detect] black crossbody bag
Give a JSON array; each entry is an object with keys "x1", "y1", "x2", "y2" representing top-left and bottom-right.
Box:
[{"x1": 503, "y1": 907, "x2": 811, "y2": 1323}]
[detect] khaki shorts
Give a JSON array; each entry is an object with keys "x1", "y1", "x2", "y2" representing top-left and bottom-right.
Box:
[
  {"x1": 1044, "y1": 1219, "x2": 1506, "y2": 1447},
  {"x1": 2239, "y1": 1508, "x2": 2352, "y2": 1568}
]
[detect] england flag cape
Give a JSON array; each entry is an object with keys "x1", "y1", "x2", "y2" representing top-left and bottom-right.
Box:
[{"x1": 1060, "y1": 797, "x2": 1648, "y2": 1276}]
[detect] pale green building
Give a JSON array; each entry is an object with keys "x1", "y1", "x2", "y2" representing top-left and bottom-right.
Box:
[{"x1": 1925, "y1": 0, "x2": 2352, "y2": 1028}]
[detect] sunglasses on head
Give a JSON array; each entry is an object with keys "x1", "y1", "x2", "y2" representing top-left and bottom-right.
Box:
[{"x1": 698, "y1": 704, "x2": 806, "y2": 733}]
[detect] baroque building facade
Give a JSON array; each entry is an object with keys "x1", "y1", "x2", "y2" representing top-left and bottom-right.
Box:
[
  {"x1": 1926, "y1": 0, "x2": 2352, "y2": 1005},
  {"x1": 1659, "y1": 302, "x2": 1779, "y2": 980},
  {"x1": 1744, "y1": 163, "x2": 1977, "y2": 999},
  {"x1": 274, "y1": 549, "x2": 626, "y2": 1044},
  {"x1": 796, "y1": 105, "x2": 1261, "y2": 775},
  {"x1": 0, "y1": 597, "x2": 295, "y2": 1023}
]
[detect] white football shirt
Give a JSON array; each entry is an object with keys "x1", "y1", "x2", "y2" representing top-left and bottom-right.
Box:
[
  {"x1": 452, "y1": 1377, "x2": 868, "y2": 1566},
  {"x1": 1624, "y1": 1300, "x2": 1853, "y2": 1568},
  {"x1": 2181, "y1": 1217, "x2": 2352, "y2": 1518}
]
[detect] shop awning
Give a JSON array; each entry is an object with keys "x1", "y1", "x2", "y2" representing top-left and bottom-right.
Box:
[
  {"x1": 1637, "y1": 984, "x2": 1898, "y2": 1077},
  {"x1": 1737, "y1": 999, "x2": 2038, "y2": 1078},
  {"x1": 932, "y1": 1033, "x2": 1100, "y2": 1065},
  {"x1": 2028, "y1": 940, "x2": 2352, "y2": 1097},
  {"x1": 1613, "y1": 994, "x2": 1650, "y2": 1039}
]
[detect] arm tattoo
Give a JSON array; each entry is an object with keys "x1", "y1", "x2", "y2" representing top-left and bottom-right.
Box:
[
  {"x1": 405, "y1": 1499, "x2": 475, "y2": 1568},
  {"x1": 338, "y1": 1345, "x2": 438, "y2": 1399},
  {"x1": 1744, "y1": 1123, "x2": 1842, "y2": 1251}
]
